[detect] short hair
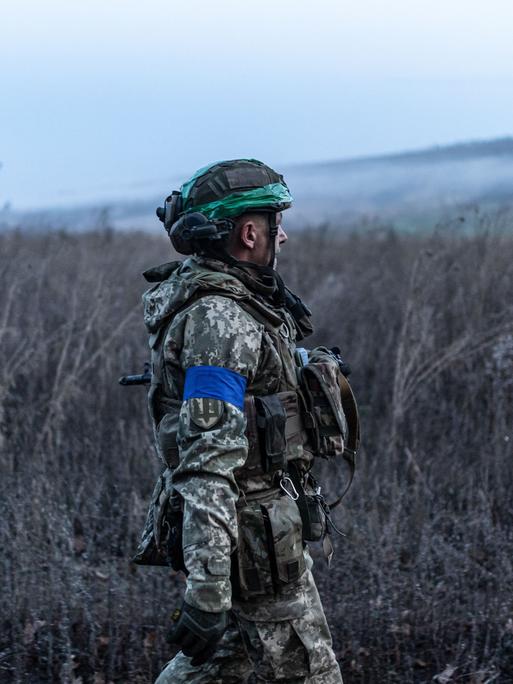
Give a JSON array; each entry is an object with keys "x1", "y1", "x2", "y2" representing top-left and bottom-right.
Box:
[
  {"x1": 226, "y1": 212, "x2": 269, "y2": 251},
  {"x1": 234, "y1": 212, "x2": 269, "y2": 230}
]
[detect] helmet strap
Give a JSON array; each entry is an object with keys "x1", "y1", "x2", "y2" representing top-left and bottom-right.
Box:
[{"x1": 267, "y1": 212, "x2": 278, "y2": 268}]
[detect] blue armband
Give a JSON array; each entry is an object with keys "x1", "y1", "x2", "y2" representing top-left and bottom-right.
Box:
[{"x1": 183, "y1": 365, "x2": 247, "y2": 411}]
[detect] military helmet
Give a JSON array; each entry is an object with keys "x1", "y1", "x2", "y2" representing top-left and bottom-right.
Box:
[{"x1": 156, "y1": 159, "x2": 293, "y2": 255}]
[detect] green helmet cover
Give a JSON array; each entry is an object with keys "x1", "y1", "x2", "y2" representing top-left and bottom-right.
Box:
[{"x1": 179, "y1": 159, "x2": 293, "y2": 220}]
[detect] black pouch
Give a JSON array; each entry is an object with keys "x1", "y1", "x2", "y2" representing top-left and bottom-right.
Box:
[
  {"x1": 287, "y1": 463, "x2": 327, "y2": 543},
  {"x1": 254, "y1": 394, "x2": 287, "y2": 473},
  {"x1": 301, "y1": 495, "x2": 327, "y2": 542},
  {"x1": 235, "y1": 500, "x2": 275, "y2": 599},
  {"x1": 165, "y1": 491, "x2": 186, "y2": 572}
]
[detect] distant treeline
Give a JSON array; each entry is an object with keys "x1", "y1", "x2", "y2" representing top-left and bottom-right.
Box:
[{"x1": 0, "y1": 218, "x2": 512, "y2": 683}]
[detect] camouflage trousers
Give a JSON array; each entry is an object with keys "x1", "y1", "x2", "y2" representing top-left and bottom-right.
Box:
[{"x1": 154, "y1": 553, "x2": 343, "y2": 683}]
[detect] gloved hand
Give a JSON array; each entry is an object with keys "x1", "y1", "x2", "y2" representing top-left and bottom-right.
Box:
[{"x1": 167, "y1": 602, "x2": 229, "y2": 666}]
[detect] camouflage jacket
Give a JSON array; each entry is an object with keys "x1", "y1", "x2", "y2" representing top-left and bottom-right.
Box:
[{"x1": 142, "y1": 256, "x2": 314, "y2": 612}]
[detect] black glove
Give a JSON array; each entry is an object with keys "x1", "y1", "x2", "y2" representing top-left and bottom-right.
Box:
[{"x1": 167, "y1": 602, "x2": 229, "y2": 666}]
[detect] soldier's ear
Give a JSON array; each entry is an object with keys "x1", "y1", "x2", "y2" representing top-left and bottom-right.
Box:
[{"x1": 239, "y1": 219, "x2": 258, "y2": 251}]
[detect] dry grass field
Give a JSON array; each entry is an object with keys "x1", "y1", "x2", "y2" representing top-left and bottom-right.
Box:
[{"x1": 1, "y1": 215, "x2": 512, "y2": 683}]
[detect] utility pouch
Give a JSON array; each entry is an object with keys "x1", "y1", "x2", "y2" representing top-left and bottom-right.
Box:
[
  {"x1": 254, "y1": 394, "x2": 287, "y2": 473},
  {"x1": 132, "y1": 470, "x2": 186, "y2": 572},
  {"x1": 300, "y1": 362, "x2": 348, "y2": 459},
  {"x1": 261, "y1": 496, "x2": 306, "y2": 584},
  {"x1": 234, "y1": 493, "x2": 306, "y2": 600}
]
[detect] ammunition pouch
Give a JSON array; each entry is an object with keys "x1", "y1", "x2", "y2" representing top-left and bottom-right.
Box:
[
  {"x1": 233, "y1": 490, "x2": 306, "y2": 600},
  {"x1": 132, "y1": 469, "x2": 186, "y2": 572}
]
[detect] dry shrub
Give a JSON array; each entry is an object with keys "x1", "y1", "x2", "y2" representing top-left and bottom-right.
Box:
[{"x1": 0, "y1": 217, "x2": 512, "y2": 683}]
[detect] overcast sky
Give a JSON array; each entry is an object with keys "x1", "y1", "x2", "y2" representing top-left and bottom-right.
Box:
[{"x1": 2, "y1": 0, "x2": 513, "y2": 209}]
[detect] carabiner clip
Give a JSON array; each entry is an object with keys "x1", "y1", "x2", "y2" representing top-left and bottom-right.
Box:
[{"x1": 280, "y1": 476, "x2": 299, "y2": 501}]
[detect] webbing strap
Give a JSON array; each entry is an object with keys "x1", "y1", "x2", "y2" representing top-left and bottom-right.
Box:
[{"x1": 327, "y1": 373, "x2": 360, "y2": 510}]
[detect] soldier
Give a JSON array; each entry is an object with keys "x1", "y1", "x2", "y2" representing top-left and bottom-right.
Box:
[{"x1": 136, "y1": 159, "x2": 357, "y2": 683}]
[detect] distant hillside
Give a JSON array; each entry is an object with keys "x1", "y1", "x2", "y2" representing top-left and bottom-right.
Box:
[
  {"x1": 281, "y1": 137, "x2": 513, "y2": 228},
  {"x1": 293, "y1": 137, "x2": 513, "y2": 170},
  {"x1": 3, "y1": 137, "x2": 513, "y2": 231}
]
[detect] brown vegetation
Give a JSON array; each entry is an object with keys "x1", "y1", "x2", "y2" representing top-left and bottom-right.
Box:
[{"x1": 1, "y1": 217, "x2": 512, "y2": 683}]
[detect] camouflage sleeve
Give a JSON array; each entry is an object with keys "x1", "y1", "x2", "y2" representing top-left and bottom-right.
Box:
[{"x1": 171, "y1": 295, "x2": 263, "y2": 612}]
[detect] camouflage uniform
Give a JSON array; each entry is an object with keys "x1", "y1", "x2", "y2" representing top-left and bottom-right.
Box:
[{"x1": 142, "y1": 255, "x2": 343, "y2": 683}]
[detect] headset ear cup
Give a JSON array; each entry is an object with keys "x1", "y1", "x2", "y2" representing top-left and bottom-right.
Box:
[
  {"x1": 156, "y1": 191, "x2": 183, "y2": 233},
  {"x1": 169, "y1": 212, "x2": 213, "y2": 255},
  {"x1": 169, "y1": 215, "x2": 194, "y2": 254},
  {"x1": 167, "y1": 211, "x2": 235, "y2": 257}
]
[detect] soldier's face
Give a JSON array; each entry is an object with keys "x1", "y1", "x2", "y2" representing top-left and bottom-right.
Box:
[
  {"x1": 273, "y1": 214, "x2": 288, "y2": 267},
  {"x1": 233, "y1": 212, "x2": 288, "y2": 267},
  {"x1": 254, "y1": 213, "x2": 288, "y2": 267}
]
